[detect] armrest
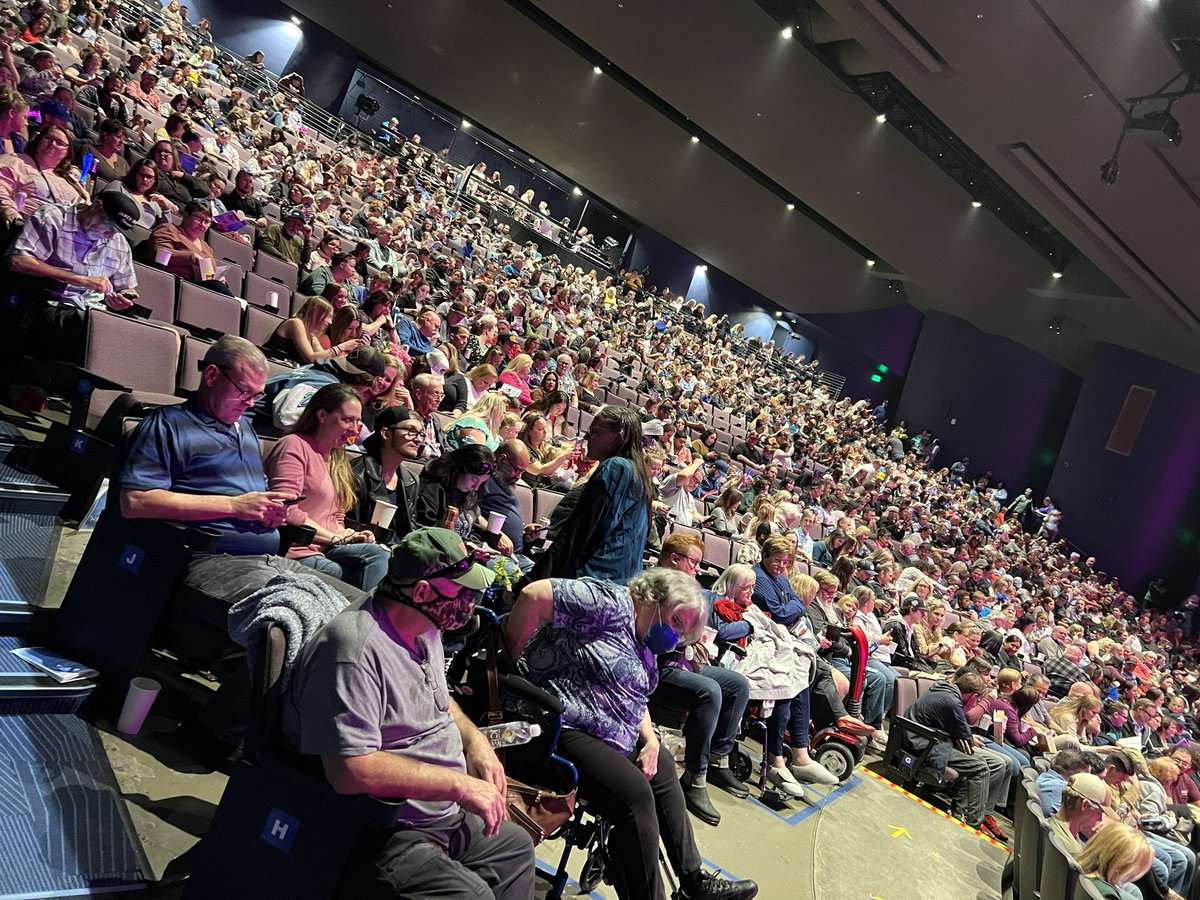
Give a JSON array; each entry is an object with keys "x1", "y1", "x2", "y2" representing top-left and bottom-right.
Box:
[
  {"x1": 175, "y1": 323, "x2": 226, "y2": 342},
  {"x1": 891, "y1": 715, "x2": 952, "y2": 746},
  {"x1": 73, "y1": 367, "x2": 132, "y2": 394},
  {"x1": 117, "y1": 515, "x2": 223, "y2": 554},
  {"x1": 498, "y1": 672, "x2": 565, "y2": 718}
]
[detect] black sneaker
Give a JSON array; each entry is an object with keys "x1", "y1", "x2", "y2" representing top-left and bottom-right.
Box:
[
  {"x1": 707, "y1": 766, "x2": 750, "y2": 799},
  {"x1": 680, "y1": 777, "x2": 721, "y2": 826},
  {"x1": 682, "y1": 869, "x2": 759, "y2": 899}
]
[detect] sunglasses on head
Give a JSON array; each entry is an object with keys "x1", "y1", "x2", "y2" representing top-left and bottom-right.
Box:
[{"x1": 419, "y1": 553, "x2": 478, "y2": 583}]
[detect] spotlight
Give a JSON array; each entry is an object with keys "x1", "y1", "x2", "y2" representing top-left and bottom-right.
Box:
[
  {"x1": 875, "y1": 113, "x2": 887, "y2": 124},
  {"x1": 971, "y1": 200, "x2": 982, "y2": 208},
  {"x1": 593, "y1": 65, "x2": 603, "y2": 75},
  {"x1": 1052, "y1": 271, "x2": 1063, "y2": 279},
  {"x1": 1100, "y1": 157, "x2": 1120, "y2": 185},
  {"x1": 866, "y1": 259, "x2": 876, "y2": 267},
  {"x1": 774, "y1": 311, "x2": 783, "y2": 318},
  {"x1": 696, "y1": 265, "x2": 708, "y2": 273},
  {"x1": 572, "y1": 186, "x2": 582, "y2": 196},
  {"x1": 786, "y1": 203, "x2": 795, "y2": 211},
  {"x1": 690, "y1": 135, "x2": 700, "y2": 144},
  {"x1": 289, "y1": 14, "x2": 302, "y2": 25},
  {"x1": 461, "y1": 119, "x2": 472, "y2": 128},
  {"x1": 1128, "y1": 109, "x2": 1182, "y2": 147},
  {"x1": 781, "y1": 26, "x2": 793, "y2": 39}
]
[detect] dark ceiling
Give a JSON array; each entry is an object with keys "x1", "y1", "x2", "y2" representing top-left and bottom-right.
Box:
[{"x1": 289, "y1": 0, "x2": 1200, "y2": 375}]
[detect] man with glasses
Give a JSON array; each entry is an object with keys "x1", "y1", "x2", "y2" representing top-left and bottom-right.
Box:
[
  {"x1": 649, "y1": 533, "x2": 752, "y2": 825},
  {"x1": 284, "y1": 527, "x2": 536, "y2": 899},
  {"x1": 350, "y1": 405, "x2": 423, "y2": 544},
  {"x1": 120, "y1": 336, "x2": 367, "y2": 610}
]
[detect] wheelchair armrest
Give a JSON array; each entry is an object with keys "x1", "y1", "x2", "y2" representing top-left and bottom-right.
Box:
[{"x1": 498, "y1": 672, "x2": 565, "y2": 718}]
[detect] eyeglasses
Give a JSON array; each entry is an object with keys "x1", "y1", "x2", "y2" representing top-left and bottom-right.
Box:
[
  {"x1": 673, "y1": 552, "x2": 703, "y2": 573},
  {"x1": 214, "y1": 364, "x2": 266, "y2": 402},
  {"x1": 391, "y1": 425, "x2": 424, "y2": 439}
]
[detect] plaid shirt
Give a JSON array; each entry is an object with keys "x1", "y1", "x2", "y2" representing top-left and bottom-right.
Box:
[{"x1": 11, "y1": 203, "x2": 136, "y2": 308}]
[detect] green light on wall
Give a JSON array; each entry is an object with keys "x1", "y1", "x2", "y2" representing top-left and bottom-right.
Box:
[
  {"x1": 870, "y1": 374, "x2": 883, "y2": 383},
  {"x1": 877, "y1": 364, "x2": 889, "y2": 374}
]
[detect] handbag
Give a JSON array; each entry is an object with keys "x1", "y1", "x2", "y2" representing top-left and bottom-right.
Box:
[{"x1": 484, "y1": 630, "x2": 576, "y2": 845}]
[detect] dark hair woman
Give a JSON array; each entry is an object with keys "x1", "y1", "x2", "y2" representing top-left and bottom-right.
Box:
[
  {"x1": 415, "y1": 444, "x2": 498, "y2": 544},
  {"x1": 530, "y1": 405, "x2": 651, "y2": 584},
  {"x1": 0, "y1": 124, "x2": 83, "y2": 228},
  {"x1": 100, "y1": 156, "x2": 170, "y2": 228}
]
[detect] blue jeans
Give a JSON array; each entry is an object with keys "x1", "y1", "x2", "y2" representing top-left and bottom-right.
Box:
[
  {"x1": 866, "y1": 658, "x2": 898, "y2": 721},
  {"x1": 1147, "y1": 832, "x2": 1194, "y2": 894},
  {"x1": 652, "y1": 664, "x2": 749, "y2": 774},
  {"x1": 769, "y1": 686, "x2": 811, "y2": 757},
  {"x1": 297, "y1": 542, "x2": 390, "y2": 591},
  {"x1": 981, "y1": 738, "x2": 1028, "y2": 805},
  {"x1": 831, "y1": 656, "x2": 889, "y2": 727}
]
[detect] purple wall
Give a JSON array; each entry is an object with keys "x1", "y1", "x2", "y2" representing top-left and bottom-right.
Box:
[
  {"x1": 1047, "y1": 343, "x2": 1200, "y2": 596},
  {"x1": 802, "y1": 304, "x2": 924, "y2": 377},
  {"x1": 896, "y1": 311, "x2": 1081, "y2": 492}
]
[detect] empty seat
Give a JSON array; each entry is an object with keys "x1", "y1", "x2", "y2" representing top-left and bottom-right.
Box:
[
  {"x1": 254, "y1": 251, "x2": 299, "y2": 290},
  {"x1": 179, "y1": 335, "x2": 214, "y2": 393},
  {"x1": 221, "y1": 261, "x2": 245, "y2": 296},
  {"x1": 82, "y1": 310, "x2": 183, "y2": 430},
  {"x1": 208, "y1": 229, "x2": 255, "y2": 271},
  {"x1": 534, "y1": 488, "x2": 563, "y2": 523},
  {"x1": 177, "y1": 281, "x2": 243, "y2": 336},
  {"x1": 243, "y1": 305, "x2": 286, "y2": 349},
  {"x1": 244, "y1": 271, "x2": 290, "y2": 312},
  {"x1": 701, "y1": 531, "x2": 731, "y2": 570},
  {"x1": 131, "y1": 262, "x2": 178, "y2": 324}
]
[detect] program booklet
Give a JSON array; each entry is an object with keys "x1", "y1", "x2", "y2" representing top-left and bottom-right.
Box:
[{"x1": 11, "y1": 646, "x2": 98, "y2": 683}]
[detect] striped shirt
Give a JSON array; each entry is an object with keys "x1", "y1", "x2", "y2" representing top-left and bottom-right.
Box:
[{"x1": 10, "y1": 203, "x2": 136, "y2": 307}]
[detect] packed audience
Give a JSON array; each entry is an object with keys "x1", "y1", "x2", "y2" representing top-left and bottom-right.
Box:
[{"x1": 4, "y1": 0, "x2": 1200, "y2": 897}]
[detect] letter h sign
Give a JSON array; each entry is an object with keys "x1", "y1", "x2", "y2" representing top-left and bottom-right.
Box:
[{"x1": 260, "y1": 807, "x2": 299, "y2": 852}]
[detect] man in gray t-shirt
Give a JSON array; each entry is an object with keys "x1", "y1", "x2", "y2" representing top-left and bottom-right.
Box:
[{"x1": 284, "y1": 528, "x2": 534, "y2": 898}]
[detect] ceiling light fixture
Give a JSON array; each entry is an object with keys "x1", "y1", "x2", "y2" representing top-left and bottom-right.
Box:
[
  {"x1": 774, "y1": 311, "x2": 783, "y2": 318},
  {"x1": 786, "y1": 203, "x2": 795, "y2": 211},
  {"x1": 866, "y1": 259, "x2": 876, "y2": 267},
  {"x1": 1052, "y1": 271, "x2": 1063, "y2": 279},
  {"x1": 593, "y1": 65, "x2": 603, "y2": 75},
  {"x1": 696, "y1": 265, "x2": 708, "y2": 273},
  {"x1": 572, "y1": 186, "x2": 582, "y2": 196},
  {"x1": 690, "y1": 135, "x2": 700, "y2": 144},
  {"x1": 971, "y1": 200, "x2": 982, "y2": 208},
  {"x1": 781, "y1": 26, "x2": 793, "y2": 39},
  {"x1": 289, "y1": 14, "x2": 302, "y2": 25},
  {"x1": 461, "y1": 119, "x2": 471, "y2": 128},
  {"x1": 875, "y1": 113, "x2": 887, "y2": 124}
]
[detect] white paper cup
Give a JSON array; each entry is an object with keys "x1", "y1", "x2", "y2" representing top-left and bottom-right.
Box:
[
  {"x1": 371, "y1": 499, "x2": 397, "y2": 528},
  {"x1": 197, "y1": 257, "x2": 215, "y2": 280},
  {"x1": 155, "y1": 249, "x2": 172, "y2": 266},
  {"x1": 486, "y1": 511, "x2": 506, "y2": 534},
  {"x1": 117, "y1": 676, "x2": 161, "y2": 735},
  {"x1": 266, "y1": 291, "x2": 279, "y2": 309}
]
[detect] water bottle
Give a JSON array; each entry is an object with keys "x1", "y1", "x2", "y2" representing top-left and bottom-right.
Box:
[{"x1": 479, "y1": 720, "x2": 541, "y2": 749}]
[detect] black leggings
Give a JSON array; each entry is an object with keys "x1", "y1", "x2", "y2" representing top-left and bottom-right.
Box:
[{"x1": 510, "y1": 728, "x2": 700, "y2": 900}]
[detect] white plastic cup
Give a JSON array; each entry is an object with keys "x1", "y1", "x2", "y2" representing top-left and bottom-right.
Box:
[
  {"x1": 155, "y1": 248, "x2": 172, "y2": 266},
  {"x1": 266, "y1": 290, "x2": 279, "y2": 309},
  {"x1": 371, "y1": 499, "x2": 397, "y2": 528},
  {"x1": 117, "y1": 676, "x2": 161, "y2": 735},
  {"x1": 487, "y1": 511, "x2": 506, "y2": 534}
]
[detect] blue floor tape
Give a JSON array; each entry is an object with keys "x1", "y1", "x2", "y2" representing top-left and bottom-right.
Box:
[{"x1": 750, "y1": 773, "x2": 863, "y2": 826}]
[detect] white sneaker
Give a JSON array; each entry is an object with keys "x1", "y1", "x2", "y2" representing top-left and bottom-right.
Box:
[
  {"x1": 791, "y1": 760, "x2": 839, "y2": 786},
  {"x1": 766, "y1": 766, "x2": 807, "y2": 799}
]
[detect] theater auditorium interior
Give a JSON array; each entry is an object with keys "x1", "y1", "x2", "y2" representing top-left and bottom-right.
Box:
[{"x1": 0, "y1": 0, "x2": 1199, "y2": 897}]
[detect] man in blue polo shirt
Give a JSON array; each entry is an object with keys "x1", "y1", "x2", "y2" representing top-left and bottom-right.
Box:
[{"x1": 119, "y1": 335, "x2": 364, "y2": 607}]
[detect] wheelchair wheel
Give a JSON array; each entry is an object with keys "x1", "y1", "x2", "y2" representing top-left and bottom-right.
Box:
[
  {"x1": 814, "y1": 741, "x2": 857, "y2": 783},
  {"x1": 729, "y1": 746, "x2": 754, "y2": 783},
  {"x1": 579, "y1": 847, "x2": 605, "y2": 893}
]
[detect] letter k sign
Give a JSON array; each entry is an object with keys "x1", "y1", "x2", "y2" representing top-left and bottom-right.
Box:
[{"x1": 118, "y1": 543, "x2": 144, "y2": 574}]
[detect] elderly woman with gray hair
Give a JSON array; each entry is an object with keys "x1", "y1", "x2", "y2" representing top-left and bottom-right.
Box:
[{"x1": 504, "y1": 568, "x2": 758, "y2": 900}]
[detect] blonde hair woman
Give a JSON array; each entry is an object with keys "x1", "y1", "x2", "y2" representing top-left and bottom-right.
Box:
[
  {"x1": 1076, "y1": 823, "x2": 1154, "y2": 896},
  {"x1": 444, "y1": 392, "x2": 508, "y2": 451},
  {"x1": 1048, "y1": 693, "x2": 1102, "y2": 744},
  {"x1": 265, "y1": 296, "x2": 340, "y2": 365},
  {"x1": 498, "y1": 352, "x2": 534, "y2": 405}
]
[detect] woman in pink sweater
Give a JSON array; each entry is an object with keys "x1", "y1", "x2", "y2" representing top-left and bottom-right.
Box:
[{"x1": 265, "y1": 383, "x2": 390, "y2": 590}]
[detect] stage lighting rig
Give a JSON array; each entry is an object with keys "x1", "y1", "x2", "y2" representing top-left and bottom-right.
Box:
[{"x1": 1100, "y1": 74, "x2": 1193, "y2": 184}]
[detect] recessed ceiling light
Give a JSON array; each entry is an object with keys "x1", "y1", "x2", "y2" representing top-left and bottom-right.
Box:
[
  {"x1": 786, "y1": 203, "x2": 795, "y2": 211},
  {"x1": 875, "y1": 113, "x2": 887, "y2": 124},
  {"x1": 774, "y1": 311, "x2": 783, "y2": 318},
  {"x1": 461, "y1": 119, "x2": 471, "y2": 128},
  {"x1": 290, "y1": 14, "x2": 302, "y2": 25},
  {"x1": 593, "y1": 65, "x2": 603, "y2": 75},
  {"x1": 971, "y1": 200, "x2": 982, "y2": 208},
  {"x1": 690, "y1": 135, "x2": 700, "y2": 144},
  {"x1": 572, "y1": 186, "x2": 582, "y2": 195},
  {"x1": 781, "y1": 26, "x2": 793, "y2": 39},
  {"x1": 1052, "y1": 271, "x2": 1063, "y2": 279},
  {"x1": 696, "y1": 265, "x2": 708, "y2": 273},
  {"x1": 866, "y1": 259, "x2": 876, "y2": 267}
]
